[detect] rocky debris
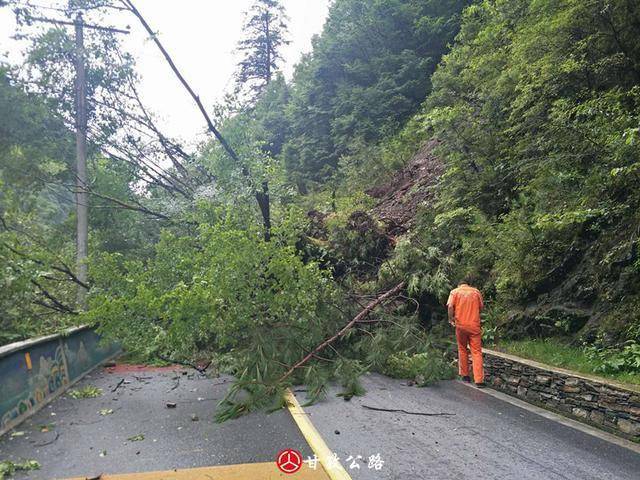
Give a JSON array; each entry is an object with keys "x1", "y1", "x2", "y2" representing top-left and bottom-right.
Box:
[
  {"x1": 368, "y1": 139, "x2": 444, "y2": 236},
  {"x1": 503, "y1": 306, "x2": 591, "y2": 339}
]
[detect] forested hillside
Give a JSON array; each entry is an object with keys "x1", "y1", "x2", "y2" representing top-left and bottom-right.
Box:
[
  {"x1": 420, "y1": 0, "x2": 640, "y2": 345},
  {"x1": 0, "y1": 69, "x2": 88, "y2": 343},
  {"x1": 210, "y1": 0, "x2": 640, "y2": 345},
  {"x1": 1, "y1": 0, "x2": 639, "y2": 416}
]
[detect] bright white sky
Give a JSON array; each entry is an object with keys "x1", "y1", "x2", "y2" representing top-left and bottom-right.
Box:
[{"x1": 0, "y1": 1, "x2": 331, "y2": 145}]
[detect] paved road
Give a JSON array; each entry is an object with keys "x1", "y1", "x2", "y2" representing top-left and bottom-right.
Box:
[
  {"x1": 0, "y1": 365, "x2": 313, "y2": 479},
  {"x1": 294, "y1": 373, "x2": 640, "y2": 479},
  {"x1": 3, "y1": 365, "x2": 640, "y2": 480}
]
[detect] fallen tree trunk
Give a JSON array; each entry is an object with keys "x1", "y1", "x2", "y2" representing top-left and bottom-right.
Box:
[
  {"x1": 123, "y1": 0, "x2": 272, "y2": 241},
  {"x1": 278, "y1": 282, "x2": 405, "y2": 384}
]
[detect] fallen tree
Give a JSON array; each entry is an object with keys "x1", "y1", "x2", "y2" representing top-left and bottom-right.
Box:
[{"x1": 278, "y1": 282, "x2": 406, "y2": 384}]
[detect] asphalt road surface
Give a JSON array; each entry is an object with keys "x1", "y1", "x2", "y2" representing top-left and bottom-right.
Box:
[
  {"x1": 294, "y1": 373, "x2": 640, "y2": 479},
  {"x1": 2, "y1": 365, "x2": 640, "y2": 479},
  {"x1": 0, "y1": 365, "x2": 314, "y2": 479}
]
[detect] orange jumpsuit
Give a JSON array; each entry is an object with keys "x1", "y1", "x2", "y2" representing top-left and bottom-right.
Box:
[{"x1": 447, "y1": 284, "x2": 484, "y2": 383}]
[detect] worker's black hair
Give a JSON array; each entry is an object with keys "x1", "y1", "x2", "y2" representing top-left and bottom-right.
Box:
[{"x1": 459, "y1": 273, "x2": 476, "y2": 285}]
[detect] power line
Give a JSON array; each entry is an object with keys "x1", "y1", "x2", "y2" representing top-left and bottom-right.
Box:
[{"x1": 25, "y1": 15, "x2": 130, "y2": 34}]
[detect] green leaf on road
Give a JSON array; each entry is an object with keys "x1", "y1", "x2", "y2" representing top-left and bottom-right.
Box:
[
  {"x1": 69, "y1": 386, "x2": 102, "y2": 399},
  {"x1": 0, "y1": 460, "x2": 40, "y2": 480}
]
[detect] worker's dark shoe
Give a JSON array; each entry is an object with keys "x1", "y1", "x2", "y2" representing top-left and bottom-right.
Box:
[
  {"x1": 461, "y1": 376, "x2": 471, "y2": 383},
  {"x1": 475, "y1": 382, "x2": 486, "y2": 389}
]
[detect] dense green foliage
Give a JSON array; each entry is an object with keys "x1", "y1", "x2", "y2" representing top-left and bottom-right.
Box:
[
  {"x1": 4, "y1": 0, "x2": 640, "y2": 419},
  {"x1": 416, "y1": 0, "x2": 640, "y2": 343},
  {"x1": 271, "y1": 0, "x2": 469, "y2": 187},
  {"x1": 0, "y1": 64, "x2": 161, "y2": 344},
  {"x1": 90, "y1": 212, "x2": 339, "y2": 368},
  {"x1": 0, "y1": 69, "x2": 78, "y2": 343}
]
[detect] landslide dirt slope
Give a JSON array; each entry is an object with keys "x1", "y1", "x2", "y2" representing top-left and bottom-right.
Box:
[
  {"x1": 363, "y1": 140, "x2": 610, "y2": 339},
  {"x1": 367, "y1": 139, "x2": 444, "y2": 236}
]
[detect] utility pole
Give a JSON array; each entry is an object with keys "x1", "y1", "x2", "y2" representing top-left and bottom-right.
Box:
[
  {"x1": 27, "y1": 14, "x2": 129, "y2": 310},
  {"x1": 75, "y1": 13, "x2": 88, "y2": 310}
]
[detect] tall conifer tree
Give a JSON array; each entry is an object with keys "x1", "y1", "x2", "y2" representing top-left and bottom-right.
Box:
[{"x1": 235, "y1": 0, "x2": 289, "y2": 102}]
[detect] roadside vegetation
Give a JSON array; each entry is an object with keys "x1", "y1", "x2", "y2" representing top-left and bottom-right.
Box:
[
  {"x1": 1, "y1": 0, "x2": 639, "y2": 419},
  {"x1": 490, "y1": 338, "x2": 640, "y2": 386}
]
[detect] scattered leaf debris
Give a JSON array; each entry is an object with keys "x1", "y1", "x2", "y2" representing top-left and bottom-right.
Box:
[
  {"x1": 38, "y1": 424, "x2": 55, "y2": 433},
  {"x1": 69, "y1": 386, "x2": 103, "y2": 399},
  {"x1": 0, "y1": 459, "x2": 40, "y2": 478}
]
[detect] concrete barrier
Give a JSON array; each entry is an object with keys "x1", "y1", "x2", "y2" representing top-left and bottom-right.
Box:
[
  {"x1": 0, "y1": 326, "x2": 120, "y2": 437},
  {"x1": 484, "y1": 348, "x2": 640, "y2": 441}
]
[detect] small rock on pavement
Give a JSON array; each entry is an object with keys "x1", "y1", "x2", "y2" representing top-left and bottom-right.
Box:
[{"x1": 191, "y1": 414, "x2": 199, "y2": 422}]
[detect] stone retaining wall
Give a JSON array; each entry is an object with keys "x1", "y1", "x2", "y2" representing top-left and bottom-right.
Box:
[{"x1": 483, "y1": 348, "x2": 640, "y2": 441}]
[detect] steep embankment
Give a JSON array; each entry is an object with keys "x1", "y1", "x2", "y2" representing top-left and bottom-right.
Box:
[
  {"x1": 367, "y1": 140, "x2": 443, "y2": 236},
  {"x1": 365, "y1": 138, "x2": 638, "y2": 343}
]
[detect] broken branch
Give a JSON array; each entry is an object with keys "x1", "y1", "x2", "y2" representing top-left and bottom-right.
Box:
[
  {"x1": 111, "y1": 378, "x2": 125, "y2": 393},
  {"x1": 156, "y1": 355, "x2": 211, "y2": 374},
  {"x1": 277, "y1": 282, "x2": 405, "y2": 384},
  {"x1": 361, "y1": 405, "x2": 455, "y2": 416}
]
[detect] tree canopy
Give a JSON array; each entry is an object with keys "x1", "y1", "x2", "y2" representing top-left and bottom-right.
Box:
[
  {"x1": 235, "y1": 0, "x2": 289, "y2": 102},
  {"x1": 2, "y1": 0, "x2": 640, "y2": 415}
]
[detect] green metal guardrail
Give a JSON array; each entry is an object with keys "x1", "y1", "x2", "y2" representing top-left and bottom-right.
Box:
[{"x1": 0, "y1": 326, "x2": 120, "y2": 437}]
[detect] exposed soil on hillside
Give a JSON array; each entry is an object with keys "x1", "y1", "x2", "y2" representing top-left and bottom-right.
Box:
[
  {"x1": 367, "y1": 139, "x2": 444, "y2": 236},
  {"x1": 362, "y1": 141, "x2": 637, "y2": 342}
]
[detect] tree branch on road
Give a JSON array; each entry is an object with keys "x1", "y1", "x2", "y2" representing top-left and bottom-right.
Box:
[{"x1": 278, "y1": 282, "x2": 406, "y2": 385}]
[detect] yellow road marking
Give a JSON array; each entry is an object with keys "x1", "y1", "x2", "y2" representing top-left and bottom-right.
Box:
[
  {"x1": 63, "y1": 389, "x2": 344, "y2": 480},
  {"x1": 66, "y1": 461, "x2": 329, "y2": 480},
  {"x1": 285, "y1": 389, "x2": 352, "y2": 480}
]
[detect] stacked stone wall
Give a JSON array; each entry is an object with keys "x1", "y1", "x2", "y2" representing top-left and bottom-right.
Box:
[{"x1": 484, "y1": 349, "x2": 640, "y2": 441}]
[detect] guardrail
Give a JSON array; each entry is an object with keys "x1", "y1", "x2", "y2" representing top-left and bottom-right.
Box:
[{"x1": 0, "y1": 326, "x2": 120, "y2": 437}]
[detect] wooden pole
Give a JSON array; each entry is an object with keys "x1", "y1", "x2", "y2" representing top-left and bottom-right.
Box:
[{"x1": 75, "y1": 13, "x2": 88, "y2": 309}]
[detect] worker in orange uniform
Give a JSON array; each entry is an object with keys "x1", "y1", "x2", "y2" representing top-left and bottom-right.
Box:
[{"x1": 447, "y1": 278, "x2": 485, "y2": 387}]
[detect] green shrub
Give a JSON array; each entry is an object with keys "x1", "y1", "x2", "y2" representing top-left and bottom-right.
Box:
[
  {"x1": 584, "y1": 341, "x2": 640, "y2": 374},
  {"x1": 383, "y1": 350, "x2": 455, "y2": 386}
]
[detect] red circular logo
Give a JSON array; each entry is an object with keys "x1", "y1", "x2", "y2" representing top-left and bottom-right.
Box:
[{"x1": 276, "y1": 449, "x2": 303, "y2": 474}]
